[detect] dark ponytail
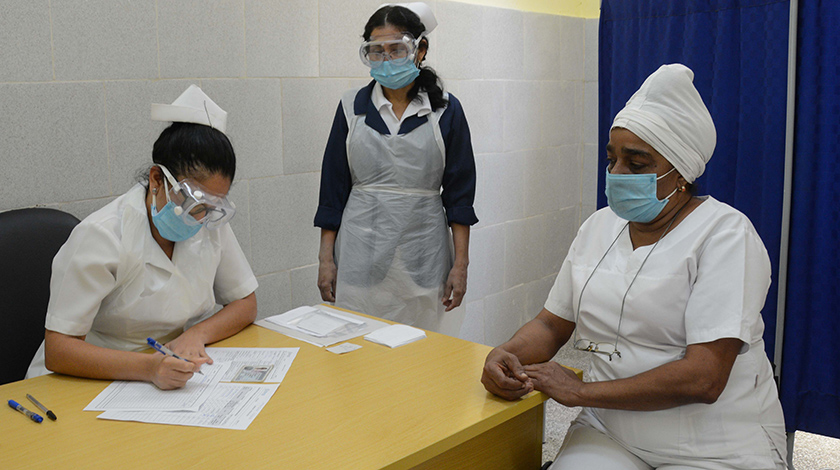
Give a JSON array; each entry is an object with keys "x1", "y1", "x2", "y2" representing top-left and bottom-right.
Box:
[
  {"x1": 363, "y1": 5, "x2": 448, "y2": 110},
  {"x1": 413, "y1": 63, "x2": 447, "y2": 110}
]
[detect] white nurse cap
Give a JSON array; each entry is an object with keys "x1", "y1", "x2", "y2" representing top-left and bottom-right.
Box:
[
  {"x1": 151, "y1": 84, "x2": 228, "y2": 134},
  {"x1": 378, "y1": 2, "x2": 438, "y2": 34}
]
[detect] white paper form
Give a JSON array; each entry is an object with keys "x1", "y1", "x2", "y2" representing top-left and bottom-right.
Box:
[
  {"x1": 84, "y1": 361, "x2": 230, "y2": 412},
  {"x1": 204, "y1": 347, "x2": 298, "y2": 383},
  {"x1": 97, "y1": 383, "x2": 279, "y2": 430}
]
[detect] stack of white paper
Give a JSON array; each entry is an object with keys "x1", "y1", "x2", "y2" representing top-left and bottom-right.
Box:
[
  {"x1": 98, "y1": 383, "x2": 279, "y2": 430},
  {"x1": 364, "y1": 325, "x2": 426, "y2": 348},
  {"x1": 296, "y1": 310, "x2": 356, "y2": 336},
  {"x1": 257, "y1": 305, "x2": 389, "y2": 347},
  {"x1": 266, "y1": 306, "x2": 366, "y2": 337},
  {"x1": 85, "y1": 361, "x2": 231, "y2": 412},
  {"x1": 87, "y1": 348, "x2": 299, "y2": 430}
]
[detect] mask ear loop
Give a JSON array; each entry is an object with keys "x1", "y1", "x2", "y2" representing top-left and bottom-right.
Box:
[
  {"x1": 655, "y1": 167, "x2": 676, "y2": 181},
  {"x1": 152, "y1": 173, "x2": 173, "y2": 213},
  {"x1": 656, "y1": 167, "x2": 679, "y2": 201}
]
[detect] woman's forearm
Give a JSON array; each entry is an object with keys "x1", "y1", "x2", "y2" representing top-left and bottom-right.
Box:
[
  {"x1": 450, "y1": 223, "x2": 470, "y2": 269},
  {"x1": 537, "y1": 337, "x2": 743, "y2": 411},
  {"x1": 182, "y1": 292, "x2": 257, "y2": 345},
  {"x1": 319, "y1": 229, "x2": 338, "y2": 263},
  {"x1": 317, "y1": 229, "x2": 339, "y2": 301},
  {"x1": 44, "y1": 330, "x2": 160, "y2": 381},
  {"x1": 500, "y1": 310, "x2": 575, "y2": 365}
]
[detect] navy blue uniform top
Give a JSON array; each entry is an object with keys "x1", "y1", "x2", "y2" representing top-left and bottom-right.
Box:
[{"x1": 314, "y1": 81, "x2": 479, "y2": 231}]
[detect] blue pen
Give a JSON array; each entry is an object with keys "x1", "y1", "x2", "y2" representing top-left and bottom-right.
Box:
[
  {"x1": 146, "y1": 337, "x2": 204, "y2": 375},
  {"x1": 8, "y1": 400, "x2": 43, "y2": 423}
]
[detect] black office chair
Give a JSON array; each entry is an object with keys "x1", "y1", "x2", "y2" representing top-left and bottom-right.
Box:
[{"x1": 0, "y1": 208, "x2": 80, "y2": 385}]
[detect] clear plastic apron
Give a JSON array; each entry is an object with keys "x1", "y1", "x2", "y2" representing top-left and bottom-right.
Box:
[{"x1": 334, "y1": 89, "x2": 452, "y2": 329}]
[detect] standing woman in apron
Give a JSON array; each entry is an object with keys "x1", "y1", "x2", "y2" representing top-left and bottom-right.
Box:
[{"x1": 315, "y1": 3, "x2": 478, "y2": 331}]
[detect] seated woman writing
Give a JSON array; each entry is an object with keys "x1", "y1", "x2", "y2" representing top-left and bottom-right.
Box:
[
  {"x1": 481, "y1": 64, "x2": 786, "y2": 469},
  {"x1": 26, "y1": 86, "x2": 258, "y2": 390}
]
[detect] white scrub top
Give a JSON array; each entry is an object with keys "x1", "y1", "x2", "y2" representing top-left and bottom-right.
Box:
[
  {"x1": 371, "y1": 82, "x2": 432, "y2": 136},
  {"x1": 26, "y1": 183, "x2": 258, "y2": 378},
  {"x1": 544, "y1": 196, "x2": 786, "y2": 468}
]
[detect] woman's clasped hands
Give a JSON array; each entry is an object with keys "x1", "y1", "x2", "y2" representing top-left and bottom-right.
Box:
[
  {"x1": 481, "y1": 348, "x2": 533, "y2": 400},
  {"x1": 523, "y1": 361, "x2": 584, "y2": 407},
  {"x1": 482, "y1": 348, "x2": 583, "y2": 406}
]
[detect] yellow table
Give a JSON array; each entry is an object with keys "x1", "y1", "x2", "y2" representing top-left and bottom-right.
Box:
[{"x1": 0, "y1": 319, "x2": 563, "y2": 470}]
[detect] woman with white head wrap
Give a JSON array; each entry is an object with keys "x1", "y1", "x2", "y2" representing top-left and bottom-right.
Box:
[
  {"x1": 612, "y1": 63, "x2": 717, "y2": 184},
  {"x1": 482, "y1": 64, "x2": 786, "y2": 469}
]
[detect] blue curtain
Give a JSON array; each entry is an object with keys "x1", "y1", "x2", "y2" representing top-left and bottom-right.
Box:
[
  {"x1": 598, "y1": 0, "x2": 789, "y2": 361},
  {"x1": 779, "y1": 1, "x2": 840, "y2": 438}
]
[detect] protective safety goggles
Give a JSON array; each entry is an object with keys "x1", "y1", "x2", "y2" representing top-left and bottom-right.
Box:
[
  {"x1": 359, "y1": 32, "x2": 423, "y2": 68},
  {"x1": 157, "y1": 164, "x2": 236, "y2": 230}
]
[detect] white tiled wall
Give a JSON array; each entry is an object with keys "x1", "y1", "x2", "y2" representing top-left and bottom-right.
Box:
[
  {"x1": 582, "y1": 17, "x2": 600, "y2": 220},
  {"x1": 0, "y1": 0, "x2": 599, "y2": 347}
]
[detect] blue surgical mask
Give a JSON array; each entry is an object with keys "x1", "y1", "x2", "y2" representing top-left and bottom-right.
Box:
[
  {"x1": 370, "y1": 60, "x2": 420, "y2": 90},
  {"x1": 151, "y1": 180, "x2": 202, "y2": 242},
  {"x1": 604, "y1": 167, "x2": 678, "y2": 223}
]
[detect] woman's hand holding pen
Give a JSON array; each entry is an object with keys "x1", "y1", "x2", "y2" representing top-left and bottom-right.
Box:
[
  {"x1": 167, "y1": 332, "x2": 214, "y2": 365},
  {"x1": 150, "y1": 354, "x2": 202, "y2": 390}
]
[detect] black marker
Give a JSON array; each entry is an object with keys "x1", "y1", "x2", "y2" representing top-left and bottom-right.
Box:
[{"x1": 26, "y1": 394, "x2": 57, "y2": 421}]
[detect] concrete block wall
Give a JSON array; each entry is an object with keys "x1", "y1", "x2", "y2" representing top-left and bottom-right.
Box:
[{"x1": 0, "y1": 0, "x2": 599, "y2": 346}]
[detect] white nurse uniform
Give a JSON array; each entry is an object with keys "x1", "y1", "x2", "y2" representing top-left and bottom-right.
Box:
[
  {"x1": 544, "y1": 196, "x2": 786, "y2": 469},
  {"x1": 26, "y1": 183, "x2": 258, "y2": 378}
]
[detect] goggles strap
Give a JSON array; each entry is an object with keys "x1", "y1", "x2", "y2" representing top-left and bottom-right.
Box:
[{"x1": 157, "y1": 164, "x2": 182, "y2": 192}]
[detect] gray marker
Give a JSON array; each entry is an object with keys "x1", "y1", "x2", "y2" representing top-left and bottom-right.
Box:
[{"x1": 26, "y1": 394, "x2": 57, "y2": 421}]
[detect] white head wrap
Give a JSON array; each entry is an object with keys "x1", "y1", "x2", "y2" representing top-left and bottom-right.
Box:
[
  {"x1": 377, "y1": 2, "x2": 437, "y2": 34},
  {"x1": 151, "y1": 84, "x2": 228, "y2": 134},
  {"x1": 611, "y1": 64, "x2": 716, "y2": 183}
]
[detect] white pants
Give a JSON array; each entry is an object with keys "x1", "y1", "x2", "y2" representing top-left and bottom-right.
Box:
[{"x1": 549, "y1": 423, "x2": 786, "y2": 470}]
